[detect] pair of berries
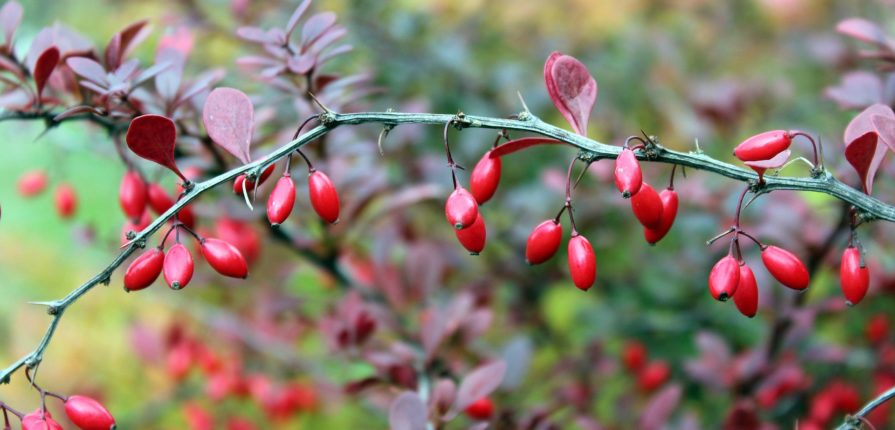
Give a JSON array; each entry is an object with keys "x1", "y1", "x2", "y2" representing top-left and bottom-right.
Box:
[
  {"x1": 17, "y1": 170, "x2": 77, "y2": 220},
  {"x1": 613, "y1": 148, "x2": 679, "y2": 244},
  {"x1": 708, "y1": 245, "x2": 809, "y2": 317},
  {"x1": 119, "y1": 170, "x2": 195, "y2": 230},
  {"x1": 20, "y1": 394, "x2": 115, "y2": 430},
  {"x1": 445, "y1": 187, "x2": 488, "y2": 255},
  {"x1": 620, "y1": 342, "x2": 670, "y2": 393},
  {"x1": 267, "y1": 169, "x2": 340, "y2": 226},
  {"x1": 124, "y1": 231, "x2": 248, "y2": 291},
  {"x1": 525, "y1": 220, "x2": 596, "y2": 291}
]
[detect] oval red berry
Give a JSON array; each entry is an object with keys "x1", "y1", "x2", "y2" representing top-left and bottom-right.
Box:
[
  {"x1": 124, "y1": 247, "x2": 165, "y2": 291},
  {"x1": 455, "y1": 212, "x2": 486, "y2": 254},
  {"x1": 164, "y1": 243, "x2": 194, "y2": 290},
  {"x1": 643, "y1": 188, "x2": 678, "y2": 245},
  {"x1": 233, "y1": 163, "x2": 276, "y2": 194},
  {"x1": 734, "y1": 130, "x2": 792, "y2": 162},
  {"x1": 525, "y1": 220, "x2": 562, "y2": 265},
  {"x1": 119, "y1": 170, "x2": 148, "y2": 219},
  {"x1": 267, "y1": 175, "x2": 296, "y2": 226},
  {"x1": 630, "y1": 182, "x2": 663, "y2": 229},
  {"x1": 64, "y1": 395, "x2": 116, "y2": 430},
  {"x1": 567, "y1": 234, "x2": 596, "y2": 291},
  {"x1": 464, "y1": 397, "x2": 494, "y2": 420},
  {"x1": 733, "y1": 263, "x2": 759, "y2": 318},
  {"x1": 470, "y1": 151, "x2": 501, "y2": 204},
  {"x1": 614, "y1": 148, "x2": 642, "y2": 197},
  {"x1": 54, "y1": 183, "x2": 77, "y2": 219},
  {"x1": 445, "y1": 187, "x2": 478, "y2": 230},
  {"x1": 840, "y1": 247, "x2": 869, "y2": 306},
  {"x1": 18, "y1": 170, "x2": 48, "y2": 197},
  {"x1": 201, "y1": 238, "x2": 249, "y2": 279},
  {"x1": 308, "y1": 170, "x2": 340, "y2": 223},
  {"x1": 761, "y1": 245, "x2": 810, "y2": 290},
  {"x1": 708, "y1": 255, "x2": 740, "y2": 301}
]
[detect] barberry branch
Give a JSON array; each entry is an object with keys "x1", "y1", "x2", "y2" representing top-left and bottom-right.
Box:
[
  {"x1": 3, "y1": 109, "x2": 895, "y2": 390},
  {"x1": 837, "y1": 386, "x2": 895, "y2": 429}
]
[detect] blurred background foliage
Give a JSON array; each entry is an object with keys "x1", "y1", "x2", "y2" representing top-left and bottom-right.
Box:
[{"x1": 3, "y1": 0, "x2": 895, "y2": 428}]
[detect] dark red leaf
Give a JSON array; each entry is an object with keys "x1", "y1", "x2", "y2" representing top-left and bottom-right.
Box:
[
  {"x1": 489, "y1": 137, "x2": 566, "y2": 158},
  {"x1": 203, "y1": 87, "x2": 254, "y2": 164},
  {"x1": 637, "y1": 384, "x2": 682, "y2": 430},
  {"x1": 544, "y1": 51, "x2": 597, "y2": 135},
  {"x1": 388, "y1": 392, "x2": 427, "y2": 430},
  {"x1": 844, "y1": 103, "x2": 895, "y2": 193},
  {"x1": 285, "y1": 0, "x2": 312, "y2": 38},
  {"x1": 116, "y1": 20, "x2": 151, "y2": 58},
  {"x1": 33, "y1": 46, "x2": 59, "y2": 100},
  {"x1": 105, "y1": 33, "x2": 121, "y2": 71},
  {"x1": 125, "y1": 114, "x2": 185, "y2": 181},
  {"x1": 0, "y1": 0, "x2": 22, "y2": 48},
  {"x1": 66, "y1": 57, "x2": 107, "y2": 86},
  {"x1": 453, "y1": 360, "x2": 506, "y2": 414},
  {"x1": 871, "y1": 113, "x2": 895, "y2": 152}
]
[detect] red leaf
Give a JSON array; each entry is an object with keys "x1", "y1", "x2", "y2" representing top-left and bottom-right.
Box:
[
  {"x1": 33, "y1": 46, "x2": 59, "y2": 100},
  {"x1": 125, "y1": 114, "x2": 185, "y2": 181},
  {"x1": 489, "y1": 137, "x2": 566, "y2": 158},
  {"x1": 66, "y1": 57, "x2": 107, "y2": 86},
  {"x1": 453, "y1": 361, "x2": 506, "y2": 414},
  {"x1": 844, "y1": 103, "x2": 895, "y2": 194},
  {"x1": 388, "y1": 392, "x2": 427, "y2": 430},
  {"x1": 544, "y1": 51, "x2": 597, "y2": 135},
  {"x1": 0, "y1": 0, "x2": 22, "y2": 48},
  {"x1": 203, "y1": 87, "x2": 254, "y2": 164},
  {"x1": 637, "y1": 384, "x2": 682, "y2": 430}
]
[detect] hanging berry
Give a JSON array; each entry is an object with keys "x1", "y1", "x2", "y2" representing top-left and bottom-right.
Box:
[
  {"x1": 445, "y1": 187, "x2": 479, "y2": 230},
  {"x1": 54, "y1": 183, "x2": 77, "y2": 219},
  {"x1": 267, "y1": 175, "x2": 296, "y2": 226},
  {"x1": 637, "y1": 361, "x2": 670, "y2": 393},
  {"x1": 308, "y1": 170, "x2": 340, "y2": 223},
  {"x1": 733, "y1": 264, "x2": 759, "y2": 318},
  {"x1": 708, "y1": 255, "x2": 740, "y2": 301},
  {"x1": 644, "y1": 187, "x2": 679, "y2": 245},
  {"x1": 469, "y1": 150, "x2": 501, "y2": 205},
  {"x1": 630, "y1": 182, "x2": 663, "y2": 229},
  {"x1": 124, "y1": 247, "x2": 165, "y2": 291},
  {"x1": 525, "y1": 220, "x2": 563, "y2": 265},
  {"x1": 840, "y1": 246, "x2": 869, "y2": 306},
  {"x1": 22, "y1": 409, "x2": 63, "y2": 430},
  {"x1": 614, "y1": 147, "x2": 642, "y2": 198},
  {"x1": 200, "y1": 238, "x2": 249, "y2": 279},
  {"x1": 455, "y1": 213, "x2": 487, "y2": 255},
  {"x1": 164, "y1": 243, "x2": 194, "y2": 290},
  {"x1": 147, "y1": 183, "x2": 195, "y2": 228},
  {"x1": 119, "y1": 170, "x2": 148, "y2": 219},
  {"x1": 761, "y1": 245, "x2": 810, "y2": 290},
  {"x1": 567, "y1": 234, "x2": 596, "y2": 291},
  {"x1": 622, "y1": 341, "x2": 647, "y2": 373},
  {"x1": 733, "y1": 130, "x2": 792, "y2": 162},
  {"x1": 64, "y1": 395, "x2": 116, "y2": 430},
  {"x1": 233, "y1": 164, "x2": 276, "y2": 194},
  {"x1": 17, "y1": 170, "x2": 48, "y2": 197}
]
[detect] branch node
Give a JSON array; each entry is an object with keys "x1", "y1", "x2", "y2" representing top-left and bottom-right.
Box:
[{"x1": 318, "y1": 111, "x2": 336, "y2": 126}]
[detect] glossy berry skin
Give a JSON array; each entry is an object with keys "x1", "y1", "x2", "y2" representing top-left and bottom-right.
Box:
[
  {"x1": 643, "y1": 188, "x2": 678, "y2": 244},
  {"x1": 568, "y1": 234, "x2": 596, "y2": 291},
  {"x1": 526, "y1": 220, "x2": 562, "y2": 265},
  {"x1": 637, "y1": 361, "x2": 670, "y2": 393},
  {"x1": 455, "y1": 213, "x2": 486, "y2": 254},
  {"x1": 840, "y1": 247, "x2": 869, "y2": 306},
  {"x1": 119, "y1": 171, "x2": 148, "y2": 219},
  {"x1": 64, "y1": 395, "x2": 117, "y2": 430},
  {"x1": 733, "y1": 264, "x2": 759, "y2": 318},
  {"x1": 200, "y1": 238, "x2": 249, "y2": 279},
  {"x1": 445, "y1": 187, "x2": 479, "y2": 230},
  {"x1": 308, "y1": 170, "x2": 340, "y2": 223},
  {"x1": 708, "y1": 256, "x2": 740, "y2": 301},
  {"x1": 267, "y1": 175, "x2": 296, "y2": 226},
  {"x1": 622, "y1": 341, "x2": 647, "y2": 372},
  {"x1": 18, "y1": 170, "x2": 48, "y2": 197},
  {"x1": 22, "y1": 409, "x2": 63, "y2": 430},
  {"x1": 867, "y1": 314, "x2": 889, "y2": 344},
  {"x1": 124, "y1": 247, "x2": 165, "y2": 291},
  {"x1": 614, "y1": 147, "x2": 642, "y2": 198},
  {"x1": 464, "y1": 397, "x2": 494, "y2": 420},
  {"x1": 734, "y1": 130, "x2": 791, "y2": 162},
  {"x1": 761, "y1": 245, "x2": 810, "y2": 290},
  {"x1": 164, "y1": 243, "x2": 194, "y2": 290},
  {"x1": 147, "y1": 183, "x2": 195, "y2": 228},
  {"x1": 55, "y1": 183, "x2": 77, "y2": 219},
  {"x1": 233, "y1": 164, "x2": 276, "y2": 194},
  {"x1": 216, "y1": 218, "x2": 261, "y2": 265},
  {"x1": 469, "y1": 151, "x2": 501, "y2": 204},
  {"x1": 630, "y1": 182, "x2": 663, "y2": 229}
]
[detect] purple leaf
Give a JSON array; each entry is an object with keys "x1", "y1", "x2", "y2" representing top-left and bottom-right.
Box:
[
  {"x1": 544, "y1": 51, "x2": 597, "y2": 136},
  {"x1": 285, "y1": 0, "x2": 312, "y2": 38},
  {"x1": 287, "y1": 53, "x2": 316, "y2": 74},
  {"x1": 637, "y1": 384, "x2": 682, "y2": 430},
  {"x1": 202, "y1": 87, "x2": 254, "y2": 164},
  {"x1": 115, "y1": 20, "x2": 151, "y2": 60},
  {"x1": 105, "y1": 33, "x2": 121, "y2": 71},
  {"x1": 301, "y1": 12, "x2": 337, "y2": 47},
  {"x1": 133, "y1": 61, "x2": 171, "y2": 88},
  {"x1": 175, "y1": 68, "x2": 225, "y2": 109},
  {"x1": 844, "y1": 103, "x2": 895, "y2": 193},
  {"x1": 421, "y1": 309, "x2": 446, "y2": 361},
  {"x1": 431, "y1": 379, "x2": 457, "y2": 415},
  {"x1": 454, "y1": 360, "x2": 507, "y2": 414},
  {"x1": 236, "y1": 26, "x2": 276, "y2": 44},
  {"x1": 824, "y1": 71, "x2": 883, "y2": 110},
  {"x1": 66, "y1": 57, "x2": 107, "y2": 86},
  {"x1": 0, "y1": 0, "x2": 22, "y2": 48},
  {"x1": 836, "y1": 18, "x2": 891, "y2": 48},
  {"x1": 871, "y1": 113, "x2": 895, "y2": 151},
  {"x1": 33, "y1": 46, "x2": 59, "y2": 100},
  {"x1": 125, "y1": 114, "x2": 186, "y2": 181},
  {"x1": 388, "y1": 392, "x2": 427, "y2": 430}
]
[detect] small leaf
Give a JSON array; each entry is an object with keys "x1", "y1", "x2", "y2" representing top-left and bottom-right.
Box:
[
  {"x1": 824, "y1": 71, "x2": 883, "y2": 110},
  {"x1": 489, "y1": 137, "x2": 566, "y2": 158},
  {"x1": 638, "y1": 384, "x2": 682, "y2": 430},
  {"x1": 116, "y1": 20, "x2": 151, "y2": 59},
  {"x1": 203, "y1": 87, "x2": 254, "y2": 164},
  {"x1": 836, "y1": 18, "x2": 891, "y2": 48},
  {"x1": 33, "y1": 46, "x2": 59, "y2": 100},
  {"x1": 0, "y1": 0, "x2": 22, "y2": 48},
  {"x1": 844, "y1": 103, "x2": 895, "y2": 194},
  {"x1": 66, "y1": 57, "x2": 107, "y2": 86},
  {"x1": 544, "y1": 51, "x2": 597, "y2": 136},
  {"x1": 453, "y1": 360, "x2": 507, "y2": 414},
  {"x1": 301, "y1": 12, "x2": 337, "y2": 47},
  {"x1": 236, "y1": 26, "x2": 277, "y2": 44},
  {"x1": 125, "y1": 114, "x2": 185, "y2": 180},
  {"x1": 388, "y1": 392, "x2": 427, "y2": 430},
  {"x1": 285, "y1": 0, "x2": 312, "y2": 38}
]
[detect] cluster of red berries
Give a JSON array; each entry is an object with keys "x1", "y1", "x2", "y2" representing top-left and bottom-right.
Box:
[
  {"x1": 621, "y1": 341, "x2": 671, "y2": 393},
  {"x1": 798, "y1": 380, "x2": 861, "y2": 430},
  {"x1": 17, "y1": 170, "x2": 77, "y2": 220},
  {"x1": 266, "y1": 166, "x2": 340, "y2": 227},
  {"x1": 3, "y1": 393, "x2": 115, "y2": 430},
  {"x1": 118, "y1": 168, "x2": 199, "y2": 244}
]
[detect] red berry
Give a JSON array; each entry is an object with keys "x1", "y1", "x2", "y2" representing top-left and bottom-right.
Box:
[
  {"x1": 121, "y1": 212, "x2": 152, "y2": 245},
  {"x1": 526, "y1": 220, "x2": 562, "y2": 265},
  {"x1": 840, "y1": 246, "x2": 869, "y2": 306},
  {"x1": 18, "y1": 170, "x2": 48, "y2": 197},
  {"x1": 308, "y1": 170, "x2": 340, "y2": 223},
  {"x1": 119, "y1": 171, "x2": 148, "y2": 219},
  {"x1": 233, "y1": 164, "x2": 276, "y2": 194},
  {"x1": 614, "y1": 147, "x2": 642, "y2": 197},
  {"x1": 124, "y1": 247, "x2": 165, "y2": 291},
  {"x1": 630, "y1": 182, "x2": 663, "y2": 229},
  {"x1": 164, "y1": 243, "x2": 194, "y2": 290},
  {"x1": 147, "y1": 183, "x2": 195, "y2": 228},
  {"x1": 734, "y1": 130, "x2": 792, "y2": 162},
  {"x1": 22, "y1": 409, "x2": 62, "y2": 430},
  {"x1": 267, "y1": 175, "x2": 296, "y2": 226},
  {"x1": 215, "y1": 218, "x2": 261, "y2": 265},
  {"x1": 567, "y1": 234, "x2": 596, "y2": 291},
  {"x1": 445, "y1": 187, "x2": 478, "y2": 230},
  {"x1": 733, "y1": 264, "x2": 759, "y2": 318},
  {"x1": 200, "y1": 238, "x2": 248, "y2": 278},
  {"x1": 455, "y1": 212, "x2": 486, "y2": 254},
  {"x1": 643, "y1": 188, "x2": 678, "y2": 244},
  {"x1": 464, "y1": 397, "x2": 494, "y2": 420},
  {"x1": 54, "y1": 183, "x2": 77, "y2": 219},
  {"x1": 708, "y1": 255, "x2": 740, "y2": 301},
  {"x1": 469, "y1": 151, "x2": 501, "y2": 204},
  {"x1": 167, "y1": 341, "x2": 194, "y2": 381},
  {"x1": 622, "y1": 341, "x2": 647, "y2": 372},
  {"x1": 761, "y1": 245, "x2": 810, "y2": 290},
  {"x1": 637, "y1": 360, "x2": 670, "y2": 393},
  {"x1": 867, "y1": 314, "x2": 889, "y2": 344},
  {"x1": 64, "y1": 395, "x2": 116, "y2": 430}
]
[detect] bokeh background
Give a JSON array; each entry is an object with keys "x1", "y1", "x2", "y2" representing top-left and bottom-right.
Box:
[{"x1": 2, "y1": 0, "x2": 895, "y2": 428}]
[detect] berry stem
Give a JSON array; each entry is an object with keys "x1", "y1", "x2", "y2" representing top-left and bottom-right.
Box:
[
  {"x1": 443, "y1": 120, "x2": 460, "y2": 190},
  {"x1": 564, "y1": 157, "x2": 580, "y2": 234},
  {"x1": 668, "y1": 164, "x2": 678, "y2": 190},
  {"x1": 733, "y1": 185, "x2": 750, "y2": 228},
  {"x1": 789, "y1": 131, "x2": 823, "y2": 172},
  {"x1": 0, "y1": 402, "x2": 22, "y2": 420}
]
